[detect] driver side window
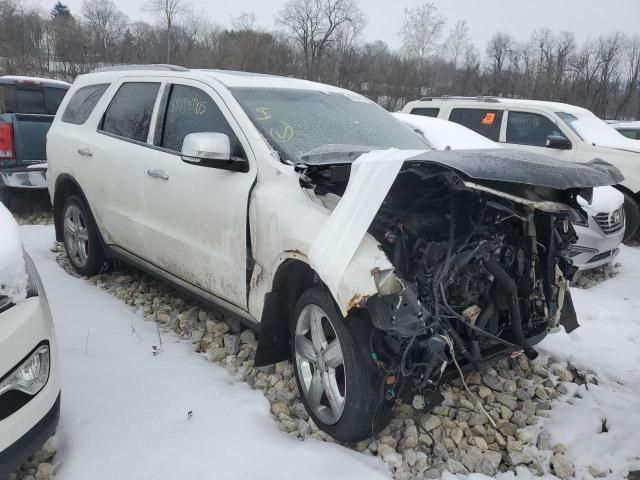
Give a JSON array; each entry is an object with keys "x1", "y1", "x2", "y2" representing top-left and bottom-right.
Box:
[
  {"x1": 506, "y1": 111, "x2": 567, "y2": 147},
  {"x1": 154, "y1": 84, "x2": 245, "y2": 158}
]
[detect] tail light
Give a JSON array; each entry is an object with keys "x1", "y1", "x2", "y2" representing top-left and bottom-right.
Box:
[{"x1": 0, "y1": 122, "x2": 15, "y2": 159}]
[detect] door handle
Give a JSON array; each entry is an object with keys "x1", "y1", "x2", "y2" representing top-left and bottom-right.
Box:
[
  {"x1": 77, "y1": 147, "x2": 93, "y2": 157},
  {"x1": 147, "y1": 169, "x2": 169, "y2": 181}
]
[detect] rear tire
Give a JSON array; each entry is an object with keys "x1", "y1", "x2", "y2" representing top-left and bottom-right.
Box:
[
  {"x1": 61, "y1": 196, "x2": 105, "y2": 276},
  {"x1": 291, "y1": 286, "x2": 390, "y2": 443},
  {"x1": 622, "y1": 192, "x2": 640, "y2": 242}
]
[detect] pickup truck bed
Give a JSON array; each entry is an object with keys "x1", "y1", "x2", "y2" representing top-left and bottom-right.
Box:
[{"x1": 0, "y1": 76, "x2": 70, "y2": 206}]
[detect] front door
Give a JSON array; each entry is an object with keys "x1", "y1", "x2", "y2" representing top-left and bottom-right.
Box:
[
  {"x1": 502, "y1": 110, "x2": 576, "y2": 161},
  {"x1": 142, "y1": 80, "x2": 256, "y2": 308}
]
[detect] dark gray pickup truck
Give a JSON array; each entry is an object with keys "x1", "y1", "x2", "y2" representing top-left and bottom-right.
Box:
[{"x1": 0, "y1": 76, "x2": 70, "y2": 206}]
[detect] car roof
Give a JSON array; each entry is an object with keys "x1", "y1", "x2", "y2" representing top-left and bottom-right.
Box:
[
  {"x1": 0, "y1": 75, "x2": 71, "y2": 88},
  {"x1": 77, "y1": 65, "x2": 352, "y2": 94},
  {"x1": 408, "y1": 96, "x2": 591, "y2": 115}
]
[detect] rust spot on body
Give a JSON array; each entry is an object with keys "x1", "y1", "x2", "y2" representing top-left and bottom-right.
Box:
[{"x1": 347, "y1": 293, "x2": 369, "y2": 312}]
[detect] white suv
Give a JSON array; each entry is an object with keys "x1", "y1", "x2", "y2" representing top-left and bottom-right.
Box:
[
  {"x1": 402, "y1": 97, "x2": 640, "y2": 240},
  {"x1": 47, "y1": 66, "x2": 621, "y2": 442}
]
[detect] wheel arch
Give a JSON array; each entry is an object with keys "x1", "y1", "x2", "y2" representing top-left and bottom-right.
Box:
[{"x1": 52, "y1": 174, "x2": 107, "y2": 253}]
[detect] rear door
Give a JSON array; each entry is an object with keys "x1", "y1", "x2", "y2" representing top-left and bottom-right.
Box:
[
  {"x1": 142, "y1": 79, "x2": 256, "y2": 308},
  {"x1": 503, "y1": 109, "x2": 576, "y2": 161},
  {"x1": 448, "y1": 107, "x2": 504, "y2": 142}
]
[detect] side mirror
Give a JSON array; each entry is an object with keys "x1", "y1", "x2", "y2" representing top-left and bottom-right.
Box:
[
  {"x1": 181, "y1": 132, "x2": 248, "y2": 172},
  {"x1": 546, "y1": 135, "x2": 572, "y2": 150}
]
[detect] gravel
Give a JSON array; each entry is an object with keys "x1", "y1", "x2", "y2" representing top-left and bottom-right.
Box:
[
  {"x1": 13, "y1": 240, "x2": 595, "y2": 479},
  {"x1": 573, "y1": 262, "x2": 621, "y2": 289},
  {"x1": 6, "y1": 190, "x2": 53, "y2": 225}
]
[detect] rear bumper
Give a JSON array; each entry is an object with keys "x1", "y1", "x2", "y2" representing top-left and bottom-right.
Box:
[
  {"x1": 0, "y1": 165, "x2": 47, "y2": 189},
  {"x1": 0, "y1": 393, "x2": 60, "y2": 479}
]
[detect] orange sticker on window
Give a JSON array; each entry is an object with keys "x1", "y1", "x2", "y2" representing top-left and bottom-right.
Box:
[{"x1": 481, "y1": 112, "x2": 496, "y2": 125}]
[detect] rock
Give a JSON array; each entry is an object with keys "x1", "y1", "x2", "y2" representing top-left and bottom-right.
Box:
[
  {"x1": 537, "y1": 430, "x2": 552, "y2": 450},
  {"x1": 472, "y1": 436, "x2": 488, "y2": 450},
  {"x1": 35, "y1": 463, "x2": 53, "y2": 480},
  {"x1": 496, "y1": 393, "x2": 518, "y2": 411},
  {"x1": 500, "y1": 405, "x2": 514, "y2": 420},
  {"x1": 468, "y1": 413, "x2": 487, "y2": 427},
  {"x1": 223, "y1": 334, "x2": 241, "y2": 355},
  {"x1": 240, "y1": 329, "x2": 257, "y2": 344},
  {"x1": 554, "y1": 368, "x2": 574, "y2": 382},
  {"x1": 551, "y1": 454, "x2": 575, "y2": 480},
  {"x1": 378, "y1": 444, "x2": 402, "y2": 468},
  {"x1": 553, "y1": 443, "x2": 567, "y2": 454},
  {"x1": 206, "y1": 346, "x2": 227, "y2": 363},
  {"x1": 506, "y1": 440, "x2": 523, "y2": 452},
  {"x1": 477, "y1": 386, "x2": 491, "y2": 399},
  {"x1": 588, "y1": 465, "x2": 608, "y2": 478},
  {"x1": 418, "y1": 432, "x2": 433, "y2": 447},
  {"x1": 432, "y1": 442, "x2": 449, "y2": 460},
  {"x1": 508, "y1": 450, "x2": 532, "y2": 465},
  {"x1": 431, "y1": 405, "x2": 449, "y2": 416},
  {"x1": 511, "y1": 410, "x2": 528, "y2": 428},
  {"x1": 33, "y1": 438, "x2": 56, "y2": 464},
  {"x1": 482, "y1": 374, "x2": 503, "y2": 392},
  {"x1": 466, "y1": 371, "x2": 482, "y2": 385},
  {"x1": 515, "y1": 388, "x2": 531, "y2": 401},
  {"x1": 424, "y1": 464, "x2": 444, "y2": 479},
  {"x1": 404, "y1": 448, "x2": 418, "y2": 467},
  {"x1": 420, "y1": 415, "x2": 441, "y2": 432},
  {"x1": 450, "y1": 427, "x2": 464, "y2": 446},
  {"x1": 535, "y1": 385, "x2": 550, "y2": 400},
  {"x1": 271, "y1": 402, "x2": 290, "y2": 417},
  {"x1": 497, "y1": 421, "x2": 517, "y2": 438},
  {"x1": 445, "y1": 459, "x2": 469, "y2": 475}
]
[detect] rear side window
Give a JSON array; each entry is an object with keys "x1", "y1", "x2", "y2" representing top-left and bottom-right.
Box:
[
  {"x1": 100, "y1": 82, "x2": 160, "y2": 143},
  {"x1": 506, "y1": 111, "x2": 567, "y2": 147},
  {"x1": 44, "y1": 87, "x2": 68, "y2": 114},
  {"x1": 62, "y1": 84, "x2": 109, "y2": 125},
  {"x1": 449, "y1": 108, "x2": 503, "y2": 142},
  {"x1": 155, "y1": 84, "x2": 245, "y2": 158},
  {"x1": 411, "y1": 107, "x2": 440, "y2": 118}
]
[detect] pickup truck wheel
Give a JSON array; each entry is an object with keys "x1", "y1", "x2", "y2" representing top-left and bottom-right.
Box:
[
  {"x1": 291, "y1": 286, "x2": 389, "y2": 443},
  {"x1": 622, "y1": 193, "x2": 640, "y2": 242},
  {"x1": 62, "y1": 196, "x2": 105, "y2": 276}
]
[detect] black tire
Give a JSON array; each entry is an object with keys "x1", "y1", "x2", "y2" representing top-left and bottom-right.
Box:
[
  {"x1": 61, "y1": 195, "x2": 106, "y2": 276},
  {"x1": 0, "y1": 187, "x2": 12, "y2": 210},
  {"x1": 622, "y1": 192, "x2": 640, "y2": 243},
  {"x1": 291, "y1": 286, "x2": 390, "y2": 443}
]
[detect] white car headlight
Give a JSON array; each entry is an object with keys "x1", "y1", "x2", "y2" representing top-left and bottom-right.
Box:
[{"x1": 0, "y1": 344, "x2": 50, "y2": 396}]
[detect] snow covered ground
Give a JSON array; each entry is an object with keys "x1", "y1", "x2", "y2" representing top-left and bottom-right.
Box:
[
  {"x1": 20, "y1": 225, "x2": 389, "y2": 480},
  {"x1": 18, "y1": 224, "x2": 640, "y2": 480}
]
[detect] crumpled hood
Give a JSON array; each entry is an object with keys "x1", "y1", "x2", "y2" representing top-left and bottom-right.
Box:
[{"x1": 401, "y1": 148, "x2": 624, "y2": 190}]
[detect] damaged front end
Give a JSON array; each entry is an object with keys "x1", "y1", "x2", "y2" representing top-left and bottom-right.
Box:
[{"x1": 301, "y1": 147, "x2": 622, "y2": 409}]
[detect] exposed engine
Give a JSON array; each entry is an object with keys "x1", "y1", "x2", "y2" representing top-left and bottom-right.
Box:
[{"x1": 301, "y1": 155, "x2": 584, "y2": 409}]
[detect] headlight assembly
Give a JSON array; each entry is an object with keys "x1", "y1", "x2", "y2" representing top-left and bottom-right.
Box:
[{"x1": 0, "y1": 344, "x2": 51, "y2": 397}]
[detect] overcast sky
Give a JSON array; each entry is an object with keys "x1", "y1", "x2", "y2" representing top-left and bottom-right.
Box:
[{"x1": 38, "y1": 0, "x2": 640, "y2": 52}]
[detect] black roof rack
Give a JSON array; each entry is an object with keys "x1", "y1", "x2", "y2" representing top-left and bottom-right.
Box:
[{"x1": 91, "y1": 64, "x2": 189, "y2": 73}]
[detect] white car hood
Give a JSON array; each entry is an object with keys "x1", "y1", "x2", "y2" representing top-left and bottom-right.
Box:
[{"x1": 0, "y1": 203, "x2": 27, "y2": 302}]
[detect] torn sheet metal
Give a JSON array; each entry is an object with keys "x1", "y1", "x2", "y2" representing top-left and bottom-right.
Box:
[{"x1": 309, "y1": 148, "x2": 426, "y2": 298}]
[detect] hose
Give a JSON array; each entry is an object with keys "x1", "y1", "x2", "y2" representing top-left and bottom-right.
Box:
[{"x1": 483, "y1": 258, "x2": 538, "y2": 360}]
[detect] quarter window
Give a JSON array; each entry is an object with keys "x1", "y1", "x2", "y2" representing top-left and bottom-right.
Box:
[
  {"x1": 101, "y1": 82, "x2": 160, "y2": 143},
  {"x1": 155, "y1": 84, "x2": 245, "y2": 158},
  {"x1": 62, "y1": 84, "x2": 109, "y2": 125},
  {"x1": 411, "y1": 107, "x2": 440, "y2": 118},
  {"x1": 618, "y1": 129, "x2": 639, "y2": 140},
  {"x1": 506, "y1": 111, "x2": 568, "y2": 147},
  {"x1": 449, "y1": 108, "x2": 503, "y2": 142}
]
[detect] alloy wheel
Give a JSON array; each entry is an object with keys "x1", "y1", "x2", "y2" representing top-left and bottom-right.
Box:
[
  {"x1": 294, "y1": 304, "x2": 346, "y2": 425},
  {"x1": 63, "y1": 204, "x2": 90, "y2": 268}
]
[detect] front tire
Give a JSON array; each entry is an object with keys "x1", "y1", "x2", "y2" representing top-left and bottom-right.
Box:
[
  {"x1": 62, "y1": 196, "x2": 105, "y2": 276},
  {"x1": 622, "y1": 192, "x2": 640, "y2": 242},
  {"x1": 291, "y1": 286, "x2": 389, "y2": 443}
]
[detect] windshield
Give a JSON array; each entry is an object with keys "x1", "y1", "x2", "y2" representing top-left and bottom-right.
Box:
[
  {"x1": 556, "y1": 110, "x2": 631, "y2": 146},
  {"x1": 231, "y1": 87, "x2": 428, "y2": 162}
]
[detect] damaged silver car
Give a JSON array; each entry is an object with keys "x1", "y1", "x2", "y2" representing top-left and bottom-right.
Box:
[{"x1": 47, "y1": 67, "x2": 623, "y2": 443}]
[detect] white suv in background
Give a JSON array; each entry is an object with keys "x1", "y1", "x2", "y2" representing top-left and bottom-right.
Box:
[
  {"x1": 46, "y1": 66, "x2": 621, "y2": 443},
  {"x1": 0, "y1": 204, "x2": 60, "y2": 478},
  {"x1": 402, "y1": 97, "x2": 640, "y2": 240}
]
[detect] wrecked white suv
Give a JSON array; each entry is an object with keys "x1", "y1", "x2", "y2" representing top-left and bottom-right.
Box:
[{"x1": 46, "y1": 66, "x2": 622, "y2": 443}]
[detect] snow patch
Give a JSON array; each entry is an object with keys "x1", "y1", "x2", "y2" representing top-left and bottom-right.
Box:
[{"x1": 0, "y1": 203, "x2": 27, "y2": 302}]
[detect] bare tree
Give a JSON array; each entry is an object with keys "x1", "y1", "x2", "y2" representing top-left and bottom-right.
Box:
[
  {"x1": 486, "y1": 32, "x2": 513, "y2": 94},
  {"x1": 142, "y1": 0, "x2": 188, "y2": 63},
  {"x1": 277, "y1": 0, "x2": 365, "y2": 80},
  {"x1": 444, "y1": 20, "x2": 470, "y2": 69},
  {"x1": 81, "y1": 0, "x2": 128, "y2": 64},
  {"x1": 400, "y1": 3, "x2": 446, "y2": 62},
  {"x1": 232, "y1": 12, "x2": 257, "y2": 31}
]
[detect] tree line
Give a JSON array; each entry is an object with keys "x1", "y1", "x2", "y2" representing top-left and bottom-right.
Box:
[{"x1": 1, "y1": 0, "x2": 638, "y2": 119}]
